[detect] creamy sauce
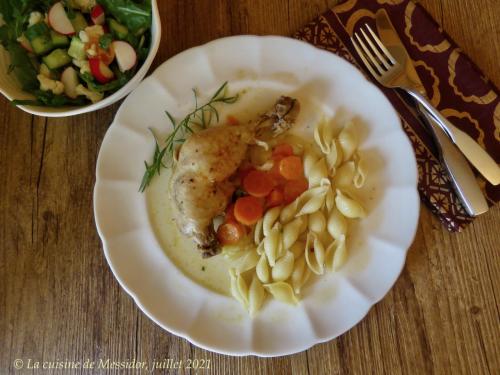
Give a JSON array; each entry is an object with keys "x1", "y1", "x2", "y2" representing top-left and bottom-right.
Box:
[{"x1": 146, "y1": 86, "x2": 329, "y2": 295}]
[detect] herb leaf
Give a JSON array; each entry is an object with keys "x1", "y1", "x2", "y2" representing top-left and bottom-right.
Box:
[{"x1": 139, "y1": 81, "x2": 239, "y2": 192}]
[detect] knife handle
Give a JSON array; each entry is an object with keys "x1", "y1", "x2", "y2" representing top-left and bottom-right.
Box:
[
  {"x1": 417, "y1": 103, "x2": 488, "y2": 216},
  {"x1": 408, "y1": 90, "x2": 500, "y2": 186}
]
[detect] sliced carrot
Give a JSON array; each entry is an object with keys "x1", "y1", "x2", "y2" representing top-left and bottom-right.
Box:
[
  {"x1": 225, "y1": 203, "x2": 236, "y2": 223},
  {"x1": 227, "y1": 115, "x2": 239, "y2": 126},
  {"x1": 283, "y1": 177, "x2": 308, "y2": 204},
  {"x1": 266, "y1": 187, "x2": 284, "y2": 208},
  {"x1": 234, "y1": 196, "x2": 264, "y2": 225},
  {"x1": 272, "y1": 143, "x2": 294, "y2": 158},
  {"x1": 238, "y1": 164, "x2": 255, "y2": 181},
  {"x1": 217, "y1": 221, "x2": 245, "y2": 245},
  {"x1": 269, "y1": 156, "x2": 287, "y2": 184},
  {"x1": 243, "y1": 170, "x2": 276, "y2": 198},
  {"x1": 279, "y1": 155, "x2": 304, "y2": 180}
]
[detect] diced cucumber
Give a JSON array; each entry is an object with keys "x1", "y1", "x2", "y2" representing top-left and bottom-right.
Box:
[
  {"x1": 68, "y1": 37, "x2": 86, "y2": 60},
  {"x1": 42, "y1": 49, "x2": 72, "y2": 69},
  {"x1": 25, "y1": 22, "x2": 50, "y2": 41},
  {"x1": 70, "y1": 12, "x2": 88, "y2": 33},
  {"x1": 31, "y1": 35, "x2": 53, "y2": 55},
  {"x1": 50, "y1": 31, "x2": 69, "y2": 48},
  {"x1": 108, "y1": 19, "x2": 128, "y2": 40}
]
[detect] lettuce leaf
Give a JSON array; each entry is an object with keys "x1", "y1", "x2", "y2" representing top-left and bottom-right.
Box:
[{"x1": 98, "y1": 0, "x2": 151, "y2": 34}]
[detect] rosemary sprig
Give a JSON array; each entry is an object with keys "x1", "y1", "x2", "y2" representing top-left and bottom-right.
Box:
[{"x1": 139, "y1": 81, "x2": 238, "y2": 192}]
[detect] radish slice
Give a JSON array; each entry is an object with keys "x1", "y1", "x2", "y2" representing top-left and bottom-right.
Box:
[
  {"x1": 89, "y1": 58, "x2": 114, "y2": 83},
  {"x1": 48, "y1": 2, "x2": 75, "y2": 35},
  {"x1": 112, "y1": 41, "x2": 137, "y2": 72},
  {"x1": 91, "y1": 5, "x2": 105, "y2": 25}
]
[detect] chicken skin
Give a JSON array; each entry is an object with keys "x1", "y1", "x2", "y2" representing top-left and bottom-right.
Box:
[{"x1": 171, "y1": 96, "x2": 300, "y2": 257}]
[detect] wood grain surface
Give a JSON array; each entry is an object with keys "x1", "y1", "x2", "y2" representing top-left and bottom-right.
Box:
[{"x1": 1, "y1": 1, "x2": 499, "y2": 374}]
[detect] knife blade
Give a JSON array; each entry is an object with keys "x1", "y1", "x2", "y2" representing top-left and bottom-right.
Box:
[{"x1": 375, "y1": 9, "x2": 489, "y2": 216}]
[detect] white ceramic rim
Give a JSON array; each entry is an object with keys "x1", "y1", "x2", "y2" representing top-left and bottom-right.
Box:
[
  {"x1": 0, "y1": 0, "x2": 161, "y2": 117},
  {"x1": 94, "y1": 35, "x2": 420, "y2": 357}
]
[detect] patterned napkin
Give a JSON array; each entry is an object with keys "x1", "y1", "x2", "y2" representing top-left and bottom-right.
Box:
[{"x1": 293, "y1": 0, "x2": 500, "y2": 231}]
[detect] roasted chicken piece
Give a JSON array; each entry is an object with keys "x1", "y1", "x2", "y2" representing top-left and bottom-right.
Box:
[{"x1": 171, "y1": 96, "x2": 300, "y2": 257}]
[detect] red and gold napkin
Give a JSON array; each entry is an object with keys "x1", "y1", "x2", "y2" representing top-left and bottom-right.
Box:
[{"x1": 294, "y1": 0, "x2": 500, "y2": 231}]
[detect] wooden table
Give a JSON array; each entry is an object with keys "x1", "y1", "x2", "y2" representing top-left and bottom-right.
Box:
[{"x1": 1, "y1": 1, "x2": 499, "y2": 374}]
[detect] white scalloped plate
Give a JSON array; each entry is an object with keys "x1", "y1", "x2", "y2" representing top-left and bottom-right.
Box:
[{"x1": 94, "y1": 36, "x2": 419, "y2": 356}]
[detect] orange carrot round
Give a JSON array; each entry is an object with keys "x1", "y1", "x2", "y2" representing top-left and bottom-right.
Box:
[
  {"x1": 234, "y1": 196, "x2": 264, "y2": 225},
  {"x1": 283, "y1": 177, "x2": 308, "y2": 204},
  {"x1": 243, "y1": 170, "x2": 275, "y2": 198},
  {"x1": 266, "y1": 187, "x2": 284, "y2": 208},
  {"x1": 217, "y1": 221, "x2": 245, "y2": 245},
  {"x1": 272, "y1": 143, "x2": 294, "y2": 158},
  {"x1": 279, "y1": 155, "x2": 304, "y2": 180}
]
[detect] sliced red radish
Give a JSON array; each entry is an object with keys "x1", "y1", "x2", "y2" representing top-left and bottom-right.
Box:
[
  {"x1": 61, "y1": 67, "x2": 79, "y2": 99},
  {"x1": 48, "y1": 2, "x2": 75, "y2": 35},
  {"x1": 90, "y1": 5, "x2": 105, "y2": 25},
  {"x1": 18, "y1": 35, "x2": 33, "y2": 53},
  {"x1": 111, "y1": 41, "x2": 137, "y2": 72},
  {"x1": 89, "y1": 58, "x2": 114, "y2": 83}
]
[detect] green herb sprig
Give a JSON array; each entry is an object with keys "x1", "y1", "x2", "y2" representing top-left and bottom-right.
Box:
[{"x1": 139, "y1": 81, "x2": 238, "y2": 192}]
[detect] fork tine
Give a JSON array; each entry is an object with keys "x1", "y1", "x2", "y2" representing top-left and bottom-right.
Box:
[
  {"x1": 365, "y1": 24, "x2": 396, "y2": 64},
  {"x1": 351, "y1": 36, "x2": 380, "y2": 80},
  {"x1": 354, "y1": 32, "x2": 384, "y2": 75},
  {"x1": 360, "y1": 27, "x2": 392, "y2": 69}
]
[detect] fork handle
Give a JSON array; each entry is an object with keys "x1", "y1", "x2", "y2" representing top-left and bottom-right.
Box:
[
  {"x1": 407, "y1": 90, "x2": 500, "y2": 186},
  {"x1": 417, "y1": 103, "x2": 488, "y2": 216}
]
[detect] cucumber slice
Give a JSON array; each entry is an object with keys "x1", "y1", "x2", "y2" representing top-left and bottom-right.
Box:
[
  {"x1": 25, "y1": 22, "x2": 50, "y2": 41},
  {"x1": 69, "y1": 12, "x2": 88, "y2": 33},
  {"x1": 51, "y1": 31, "x2": 70, "y2": 48},
  {"x1": 42, "y1": 49, "x2": 72, "y2": 70},
  {"x1": 68, "y1": 37, "x2": 86, "y2": 60},
  {"x1": 108, "y1": 19, "x2": 128, "y2": 40},
  {"x1": 31, "y1": 35, "x2": 53, "y2": 55}
]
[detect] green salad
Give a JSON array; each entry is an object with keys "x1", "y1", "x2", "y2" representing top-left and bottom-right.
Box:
[{"x1": 0, "y1": 0, "x2": 152, "y2": 107}]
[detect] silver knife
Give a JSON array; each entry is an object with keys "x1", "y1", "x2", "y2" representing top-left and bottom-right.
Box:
[
  {"x1": 375, "y1": 9, "x2": 500, "y2": 187},
  {"x1": 375, "y1": 9, "x2": 489, "y2": 216}
]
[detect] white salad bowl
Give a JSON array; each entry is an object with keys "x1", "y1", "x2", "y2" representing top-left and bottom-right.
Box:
[
  {"x1": 94, "y1": 35, "x2": 420, "y2": 356},
  {"x1": 0, "y1": 0, "x2": 161, "y2": 117}
]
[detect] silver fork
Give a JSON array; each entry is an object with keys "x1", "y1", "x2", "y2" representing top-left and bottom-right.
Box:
[{"x1": 351, "y1": 24, "x2": 500, "y2": 187}]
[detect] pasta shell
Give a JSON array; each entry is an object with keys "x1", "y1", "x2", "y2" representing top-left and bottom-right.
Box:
[
  {"x1": 256, "y1": 252, "x2": 270, "y2": 283},
  {"x1": 326, "y1": 139, "x2": 343, "y2": 174},
  {"x1": 335, "y1": 189, "x2": 367, "y2": 219},
  {"x1": 325, "y1": 186, "x2": 335, "y2": 212},
  {"x1": 295, "y1": 186, "x2": 328, "y2": 216},
  {"x1": 305, "y1": 232, "x2": 325, "y2": 275},
  {"x1": 280, "y1": 200, "x2": 299, "y2": 224},
  {"x1": 232, "y1": 248, "x2": 260, "y2": 273},
  {"x1": 248, "y1": 274, "x2": 266, "y2": 317},
  {"x1": 229, "y1": 269, "x2": 249, "y2": 307},
  {"x1": 308, "y1": 210, "x2": 326, "y2": 233},
  {"x1": 308, "y1": 157, "x2": 329, "y2": 188},
  {"x1": 338, "y1": 124, "x2": 358, "y2": 161},
  {"x1": 282, "y1": 217, "x2": 303, "y2": 250},
  {"x1": 327, "y1": 207, "x2": 348, "y2": 240},
  {"x1": 291, "y1": 256, "x2": 311, "y2": 294},
  {"x1": 264, "y1": 225, "x2": 281, "y2": 266},
  {"x1": 326, "y1": 234, "x2": 348, "y2": 271},
  {"x1": 334, "y1": 161, "x2": 356, "y2": 188},
  {"x1": 272, "y1": 251, "x2": 295, "y2": 282},
  {"x1": 256, "y1": 240, "x2": 265, "y2": 255},
  {"x1": 353, "y1": 154, "x2": 366, "y2": 188},
  {"x1": 290, "y1": 240, "x2": 305, "y2": 259},
  {"x1": 303, "y1": 148, "x2": 321, "y2": 180},
  {"x1": 264, "y1": 282, "x2": 299, "y2": 305},
  {"x1": 314, "y1": 117, "x2": 334, "y2": 154},
  {"x1": 263, "y1": 206, "x2": 282, "y2": 237},
  {"x1": 254, "y1": 218, "x2": 263, "y2": 245}
]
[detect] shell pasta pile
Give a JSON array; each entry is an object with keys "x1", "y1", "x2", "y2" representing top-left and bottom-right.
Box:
[{"x1": 222, "y1": 117, "x2": 367, "y2": 316}]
